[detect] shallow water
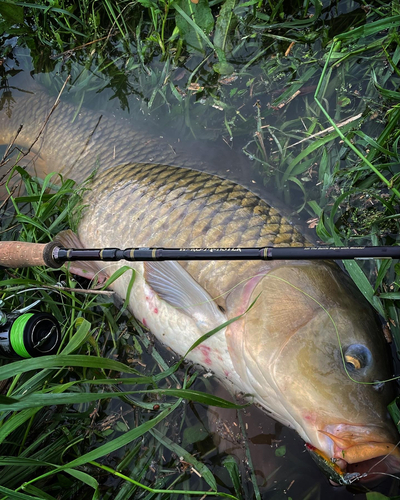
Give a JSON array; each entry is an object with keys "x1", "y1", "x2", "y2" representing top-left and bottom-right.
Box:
[{"x1": 0, "y1": 0, "x2": 399, "y2": 498}]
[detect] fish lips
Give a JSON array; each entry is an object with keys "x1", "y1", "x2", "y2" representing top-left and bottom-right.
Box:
[{"x1": 309, "y1": 424, "x2": 400, "y2": 484}]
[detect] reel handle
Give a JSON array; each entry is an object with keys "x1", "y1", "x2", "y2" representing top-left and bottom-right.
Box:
[{"x1": 0, "y1": 241, "x2": 62, "y2": 269}]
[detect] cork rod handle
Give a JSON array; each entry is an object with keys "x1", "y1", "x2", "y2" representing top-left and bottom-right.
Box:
[{"x1": 0, "y1": 241, "x2": 62, "y2": 268}]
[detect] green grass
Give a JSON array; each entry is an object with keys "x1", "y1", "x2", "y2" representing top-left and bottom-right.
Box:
[
  {"x1": 1, "y1": 0, "x2": 400, "y2": 498},
  {"x1": 0, "y1": 171, "x2": 248, "y2": 499}
]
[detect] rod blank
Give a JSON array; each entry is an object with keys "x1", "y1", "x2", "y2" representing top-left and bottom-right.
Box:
[
  {"x1": 53, "y1": 245, "x2": 400, "y2": 262},
  {"x1": 0, "y1": 241, "x2": 399, "y2": 269}
]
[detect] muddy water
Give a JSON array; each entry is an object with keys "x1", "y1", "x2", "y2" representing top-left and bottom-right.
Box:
[{"x1": 1, "y1": 1, "x2": 399, "y2": 497}]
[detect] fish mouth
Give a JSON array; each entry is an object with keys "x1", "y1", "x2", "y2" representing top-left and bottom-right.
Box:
[{"x1": 307, "y1": 425, "x2": 400, "y2": 484}]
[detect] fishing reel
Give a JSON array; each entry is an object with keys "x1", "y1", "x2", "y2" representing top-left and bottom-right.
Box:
[{"x1": 0, "y1": 300, "x2": 61, "y2": 358}]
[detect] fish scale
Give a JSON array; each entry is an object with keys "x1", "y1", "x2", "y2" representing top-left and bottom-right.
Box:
[
  {"x1": 79, "y1": 162, "x2": 307, "y2": 302},
  {"x1": 0, "y1": 88, "x2": 241, "y2": 185},
  {"x1": 3, "y1": 85, "x2": 400, "y2": 483},
  {"x1": 74, "y1": 160, "x2": 400, "y2": 482},
  {"x1": 87, "y1": 161, "x2": 305, "y2": 247},
  {"x1": 75, "y1": 159, "x2": 398, "y2": 480}
]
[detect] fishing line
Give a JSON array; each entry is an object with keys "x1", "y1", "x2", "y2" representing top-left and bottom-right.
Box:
[
  {"x1": 62, "y1": 261, "x2": 131, "y2": 310},
  {"x1": 365, "y1": 439, "x2": 400, "y2": 479},
  {"x1": 2, "y1": 287, "x2": 66, "y2": 335},
  {"x1": 12, "y1": 241, "x2": 395, "y2": 385},
  {"x1": 265, "y1": 274, "x2": 400, "y2": 386},
  {"x1": 206, "y1": 271, "x2": 272, "y2": 305},
  {"x1": 121, "y1": 262, "x2": 400, "y2": 386},
  {"x1": 182, "y1": 294, "x2": 261, "y2": 360},
  {"x1": 367, "y1": 472, "x2": 400, "y2": 481},
  {"x1": 119, "y1": 253, "x2": 270, "y2": 314},
  {"x1": 3, "y1": 288, "x2": 52, "y2": 304}
]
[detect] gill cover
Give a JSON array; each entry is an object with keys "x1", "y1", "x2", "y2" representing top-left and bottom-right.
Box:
[{"x1": 225, "y1": 261, "x2": 395, "y2": 446}]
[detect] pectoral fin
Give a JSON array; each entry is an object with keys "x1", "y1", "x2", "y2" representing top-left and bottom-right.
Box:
[
  {"x1": 54, "y1": 229, "x2": 108, "y2": 284},
  {"x1": 144, "y1": 261, "x2": 226, "y2": 332}
]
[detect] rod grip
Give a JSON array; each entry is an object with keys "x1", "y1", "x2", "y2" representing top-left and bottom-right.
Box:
[{"x1": 0, "y1": 241, "x2": 62, "y2": 269}]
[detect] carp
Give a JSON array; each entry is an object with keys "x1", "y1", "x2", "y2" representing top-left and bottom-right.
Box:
[{"x1": 1, "y1": 85, "x2": 400, "y2": 484}]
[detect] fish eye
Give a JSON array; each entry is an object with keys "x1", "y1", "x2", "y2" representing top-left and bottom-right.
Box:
[
  {"x1": 344, "y1": 344, "x2": 372, "y2": 372},
  {"x1": 345, "y1": 355, "x2": 361, "y2": 370}
]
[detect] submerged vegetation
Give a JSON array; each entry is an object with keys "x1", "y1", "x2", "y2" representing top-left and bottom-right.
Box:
[{"x1": 0, "y1": 0, "x2": 400, "y2": 498}]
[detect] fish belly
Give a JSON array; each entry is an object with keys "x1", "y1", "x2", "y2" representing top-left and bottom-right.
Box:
[
  {"x1": 109, "y1": 261, "x2": 242, "y2": 389},
  {"x1": 76, "y1": 162, "x2": 306, "y2": 394}
]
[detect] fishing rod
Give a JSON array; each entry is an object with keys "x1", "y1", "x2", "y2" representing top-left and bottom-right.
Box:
[
  {"x1": 0, "y1": 241, "x2": 399, "y2": 269},
  {"x1": 0, "y1": 240, "x2": 398, "y2": 360}
]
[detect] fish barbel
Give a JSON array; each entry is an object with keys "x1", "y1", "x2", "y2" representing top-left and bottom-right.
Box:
[{"x1": 1, "y1": 86, "x2": 400, "y2": 482}]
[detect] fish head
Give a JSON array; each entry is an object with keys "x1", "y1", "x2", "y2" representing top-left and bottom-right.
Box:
[{"x1": 226, "y1": 260, "x2": 400, "y2": 482}]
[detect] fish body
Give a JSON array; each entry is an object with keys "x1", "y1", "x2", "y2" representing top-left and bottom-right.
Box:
[
  {"x1": 75, "y1": 162, "x2": 306, "y2": 384},
  {"x1": 0, "y1": 87, "x2": 258, "y2": 193},
  {"x1": 0, "y1": 89, "x2": 202, "y2": 181},
  {"x1": 75, "y1": 162, "x2": 399, "y2": 480},
  {"x1": 2, "y1": 87, "x2": 400, "y2": 481}
]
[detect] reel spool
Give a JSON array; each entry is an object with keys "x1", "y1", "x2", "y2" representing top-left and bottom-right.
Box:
[{"x1": 0, "y1": 312, "x2": 61, "y2": 358}]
